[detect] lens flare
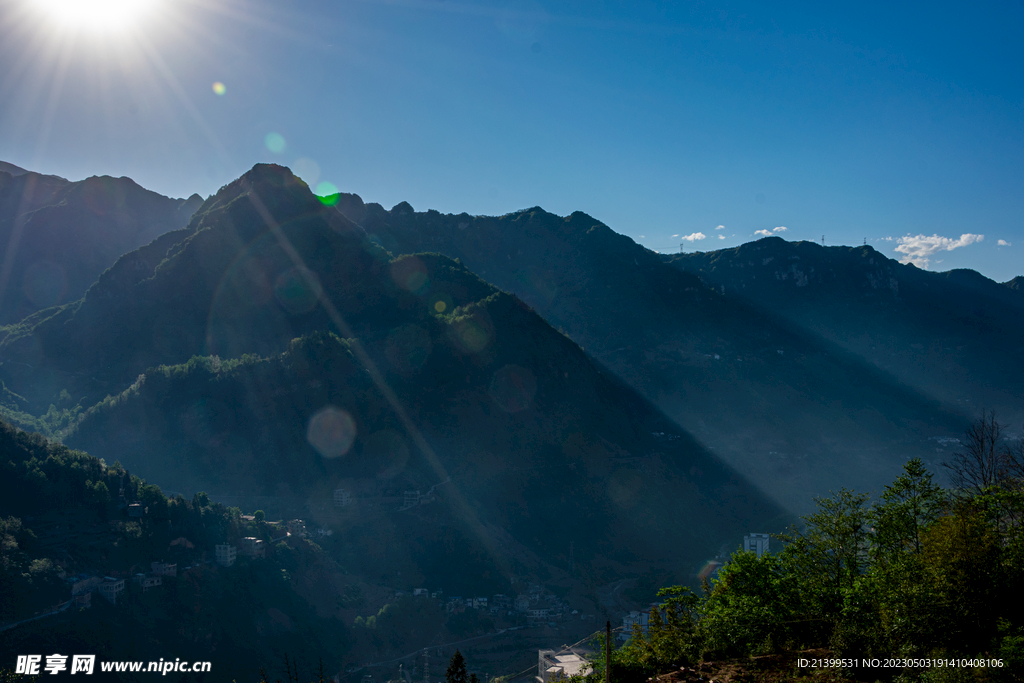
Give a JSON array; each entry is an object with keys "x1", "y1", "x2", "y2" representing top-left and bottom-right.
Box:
[
  {"x1": 389, "y1": 256, "x2": 429, "y2": 294},
  {"x1": 292, "y1": 158, "x2": 320, "y2": 186},
  {"x1": 448, "y1": 314, "x2": 493, "y2": 354},
  {"x1": 273, "y1": 267, "x2": 322, "y2": 315},
  {"x1": 265, "y1": 132, "x2": 286, "y2": 153},
  {"x1": 212, "y1": 82, "x2": 226, "y2": 96},
  {"x1": 307, "y1": 406, "x2": 356, "y2": 459},
  {"x1": 315, "y1": 181, "x2": 339, "y2": 205},
  {"x1": 385, "y1": 324, "x2": 432, "y2": 375},
  {"x1": 698, "y1": 561, "x2": 722, "y2": 581}
]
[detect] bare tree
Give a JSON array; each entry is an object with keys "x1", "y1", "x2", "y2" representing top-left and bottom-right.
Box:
[{"x1": 944, "y1": 411, "x2": 1024, "y2": 495}]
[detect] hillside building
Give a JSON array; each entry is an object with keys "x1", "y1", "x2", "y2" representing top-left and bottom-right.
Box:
[
  {"x1": 151, "y1": 562, "x2": 177, "y2": 577},
  {"x1": 537, "y1": 649, "x2": 590, "y2": 683},
  {"x1": 98, "y1": 577, "x2": 125, "y2": 605},
  {"x1": 67, "y1": 575, "x2": 102, "y2": 596},
  {"x1": 619, "y1": 610, "x2": 650, "y2": 641},
  {"x1": 239, "y1": 537, "x2": 266, "y2": 558},
  {"x1": 334, "y1": 488, "x2": 352, "y2": 507},
  {"x1": 133, "y1": 573, "x2": 163, "y2": 592},
  {"x1": 215, "y1": 544, "x2": 237, "y2": 567},
  {"x1": 744, "y1": 533, "x2": 770, "y2": 557}
]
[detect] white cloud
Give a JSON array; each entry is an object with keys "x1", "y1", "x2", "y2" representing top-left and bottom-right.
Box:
[
  {"x1": 754, "y1": 229, "x2": 772, "y2": 237},
  {"x1": 715, "y1": 225, "x2": 725, "y2": 230},
  {"x1": 998, "y1": 239, "x2": 1012, "y2": 247},
  {"x1": 681, "y1": 232, "x2": 706, "y2": 242},
  {"x1": 718, "y1": 235, "x2": 726, "y2": 240},
  {"x1": 639, "y1": 235, "x2": 645, "y2": 239},
  {"x1": 773, "y1": 226, "x2": 787, "y2": 233},
  {"x1": 894, "y1": 233, "x2": 984, "y2": 269},
  {"x1": 671, "y1": 234, "x2": 679, "y2": 237}
]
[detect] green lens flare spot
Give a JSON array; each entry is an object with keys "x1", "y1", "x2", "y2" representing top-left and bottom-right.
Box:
[
  {"x1": 264, "y1": 132, "x2": 286, "y2": 153},
  {"x1": 316, "y1": 182, "x2": 340, "y2": 205}
]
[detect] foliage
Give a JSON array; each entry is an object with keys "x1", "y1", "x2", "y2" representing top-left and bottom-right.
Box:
[
  {"x1": 446, "y1": 650, "x2": 468, "y2": 683},
  {"x1": 589, "y1": 418, "x2": 1024, "y2": 682}
]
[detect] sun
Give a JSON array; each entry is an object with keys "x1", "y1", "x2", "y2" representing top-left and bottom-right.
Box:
[{"x1": 30, "y1": 0, "x2": 161, "y2": 33}]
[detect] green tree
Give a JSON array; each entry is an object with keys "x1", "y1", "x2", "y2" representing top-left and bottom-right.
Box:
[
  {"x1": 872, "y1": 458, "x2": 945, "y2": 560},
  {"x1": 864, "y1": 459, "x2": 946, "y2": 656},
  {"x1": 446, "y1": 651, "x2": 468, "y2": 683},
  {"x1": 696, "y1": 550, "x2": 796, "y2": 658},
  {"x1": 779, "y1": 488, "x2": 871, "y2": 626},
  {"x1": 921, "y1": 499, "x2": 1003, "y2": 653},
  {"x1": 254, "y1": 509, "x2": 266, "y2": 523}
]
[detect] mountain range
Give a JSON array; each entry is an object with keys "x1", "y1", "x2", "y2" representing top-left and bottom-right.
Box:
[
  {"x1": 1, "y1": 163, "x2": 784, "y2": 595},
  {"x1": 2, "y1": 158, "x2": 1020, "y2": 678},
  {"x1": 326, "y1": 194, "x2": 1010, "y2": 510},
  {"x1": 0, "y1": 166, "x2": 202, "y2": 324}
]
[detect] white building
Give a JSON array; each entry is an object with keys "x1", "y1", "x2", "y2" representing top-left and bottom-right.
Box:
[
  {"x1": 98, "y1": 577, "x2": 125, "y2": 604},
  {"x1": 334, "y1": 488, "x2": 352, "y2": 507},
  {"x1": 744, "y1": 533, "x2": 770, "y2": 557},
  {"x1": 536, "y1": 650, "x2": 590, "y2": 683},
  {"x1": 215, "y1": 544, "x2": 237, "y2": 567}
]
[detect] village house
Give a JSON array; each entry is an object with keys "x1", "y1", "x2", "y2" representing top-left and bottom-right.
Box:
[
  {"x1": 133, "y1": 573, "x2": 163, "y2": 592},
  {"x1": 619, "y1": 610, "x2": 652, "y2": 641},
  {"x1": 215, "y1": 544, "x2": 237, "y2": 567},
  {"x1": 67, "y1": 574, "x2": 102, "y2": 596},
  {"x1": 239, "y1": 536, "x2": 266, "y2": 558},
  {"x1": 151, "y1": 561, "x2": 177, "y2": 577},
  {"x1": 536, "y1": 649, "x2": 590, "y2": 683},
  {"x1": 98, "y1": 577, "x2": 125, "y2": 605}
]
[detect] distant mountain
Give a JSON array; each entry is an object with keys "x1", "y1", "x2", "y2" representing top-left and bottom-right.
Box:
[
  {"x1": 1, "y1": 164, "x2": 784, "y2": 592},
  {"x1": 0, "y1": 165, "x2": 203, "y2": 323},
  {"x1": 329, "y1": 194, "x2": 968, "y2": 510},
  {"x1": 0, "y1": 160, "x2": 29, "y2": 176},
  {"x1": 664, "y1": 237, "x2": 1024, "y2": 428}
]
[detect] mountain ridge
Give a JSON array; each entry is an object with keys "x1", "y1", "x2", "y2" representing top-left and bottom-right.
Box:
[{"x1": 0, "y1": 166, "x2": 203, "y2": 323}]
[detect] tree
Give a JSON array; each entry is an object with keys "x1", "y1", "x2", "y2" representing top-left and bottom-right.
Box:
[
  {"x1": 944, "y1": 412, "x2": 1024, "y2": 496},
  {"x1": 446, "y1": 650, "x2": 468, "y2": 683},
  {"x1": 254, "y1": 509, "x2": 266, "y2": 523},
  {"x1": 921, "y1": 499, "x2": 1003, "y2": 653},
  {"x1": 864, "y1": 459, "x2": 947, "y2": 656},
  {"x1": 780, "y1": 488, "x2": 871, "y2": 623},
  {"x1": 696, "y1": 550, "x2": 796, "y2": 658},
  {"x1": 872, "y1": 458, "x2": 945, "y2": 559}
]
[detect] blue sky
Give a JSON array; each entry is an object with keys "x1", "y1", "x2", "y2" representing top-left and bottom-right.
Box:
[{"x1": 1, "y1": 0, "x2": 1021, "y2": 281}]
